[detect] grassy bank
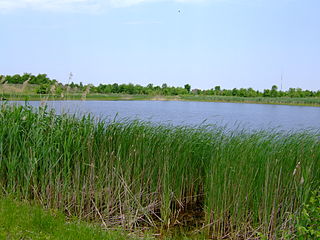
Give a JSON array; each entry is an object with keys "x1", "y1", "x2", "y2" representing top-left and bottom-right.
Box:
[
  {"x1": 180, "y1": 95, "x2": 320, "y2": 106},
  {"x1": 0, "y1": 104, "x2": 319, "y2": 239},
  {"x1": 1, "y1": 91, "x2": 320, "y2": 107},
  {"x1": 0, "y1": 92, "x2": 179, "y2": 102},
  {"x1": 0, "y1": 198, "x2": 142, "y2": 240}
]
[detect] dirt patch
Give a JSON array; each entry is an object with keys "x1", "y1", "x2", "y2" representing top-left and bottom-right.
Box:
[{"x1": 151, "y1": 96, "x2": 181, "y2": 101}]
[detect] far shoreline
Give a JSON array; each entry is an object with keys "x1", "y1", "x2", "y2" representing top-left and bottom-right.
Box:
[{"x1": 2, "y1": 94, "x2": 320, "y2": 107}]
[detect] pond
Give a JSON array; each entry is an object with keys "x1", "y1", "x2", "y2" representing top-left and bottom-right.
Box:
[{"x1": 10, "y1": 100, "x2": 320, "y2": 131}]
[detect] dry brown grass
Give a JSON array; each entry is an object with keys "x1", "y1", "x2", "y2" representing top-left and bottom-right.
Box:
[
  {"x1": 0, "y1": 83, "x2": 36, "y2": 94},
  {"x1": 81, "y1": 85, "x2": 91, "y2": 101}
]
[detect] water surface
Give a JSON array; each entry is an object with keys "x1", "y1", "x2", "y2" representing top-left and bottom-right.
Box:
[{"x1": 9, "y1": 101, "x2": 320, "y2": 131}]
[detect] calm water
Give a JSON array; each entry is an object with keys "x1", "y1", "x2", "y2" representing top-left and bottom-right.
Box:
[{"x1": 10, "y1": 101, "x2": 320, "y2": 131}]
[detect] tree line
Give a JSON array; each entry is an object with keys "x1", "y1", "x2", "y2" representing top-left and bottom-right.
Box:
[
  {"x1": 91, "y1": 83, "x2": 190, "y2": 95},
  {"x1": 1, "y1": 73, "x2": 56, "y2": 85},
  {"x1": 197, "y1": 85, "x2": 320, "y2": 98},
  {"x1": 1, "y1": 73, "x2": 319, "y2": 98}
]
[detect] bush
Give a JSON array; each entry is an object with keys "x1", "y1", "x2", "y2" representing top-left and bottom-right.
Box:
[
  {"x1": 296, "y1": 189, "x2": 320, "y2": 239},
  {"x1": 36, "y1": 84, "x2": 50, "y2": 94}
]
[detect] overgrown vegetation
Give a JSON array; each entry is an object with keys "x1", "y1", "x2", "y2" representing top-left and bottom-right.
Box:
[
  {"x1": 0, "y1": 104, "x2": 319, "y2": 239},
  {"x1": 180, "y1": 95, "x2": 320, "y2": 106},
  {"x1": 295, "y1": 188, "x2": 320, "y2": 239},
  {"x1": 1, "y1": 73, "x2": 320, "y2": 98}
]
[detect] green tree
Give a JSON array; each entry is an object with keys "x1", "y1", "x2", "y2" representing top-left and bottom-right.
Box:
[
  {"x1": 271, "y1": 85, "x2": 278, "y2": 97},
  {"x1": 232, "y1": 88, "x2": 238, "y2": 96},
  {"x1": 184, "y1": 84, "x2": 191, "y2": 93},
  {"x1": 36, "y1": 84, "x2": 50, "y2": 94},
  {"x1": 263, "y1": 89, "x2": 271, "y2": 97},
  {"x1": 288, "y1": 88, "x2": 299, "y2": 98},
  {"x1": 214, "y1": 86, "x2": 221, "y2": 95},
  {"x1": 111, "y1": 83, "x2": 119, "y2": 93}
]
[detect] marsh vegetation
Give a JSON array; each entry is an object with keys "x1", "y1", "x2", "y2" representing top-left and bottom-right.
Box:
[{"x1": 0, "y1": 104, "x2": 319, "y2": 239}]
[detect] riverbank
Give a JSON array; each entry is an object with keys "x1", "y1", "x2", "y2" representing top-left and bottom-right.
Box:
[
  {"x1": 0, "y1": 198, "x2": 143, "y2": 240},
  {"x1": 1, "y1": 93, "x2": 320, "y2": 107},
  {"x1": 1, "y1": 104, "x2": 319, "y2": 239}
]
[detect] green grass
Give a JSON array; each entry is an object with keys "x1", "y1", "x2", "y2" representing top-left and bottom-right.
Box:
[
  {"x1": 1, "y1": 90, "x2": 320, "y2": 106},
  {"x1": 180, "y1": 95, "x2": 320, "y2": 106},
  {"x1": 0, "y1": 104, "x2": 319, "y2": 239},
  {"x1": 0, "y1": 93, "x2": 174, "y2": 101},
  {"x1": 0, "y1": 197, "x2": 205, "y2": 240},
  {"x1": 0, "y1": 197, "x2": 145, "y2": 240}
]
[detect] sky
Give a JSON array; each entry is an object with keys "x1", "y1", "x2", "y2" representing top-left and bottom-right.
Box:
[{"x1": 0, "y1": 0, "x2": 319, "y2": 91}]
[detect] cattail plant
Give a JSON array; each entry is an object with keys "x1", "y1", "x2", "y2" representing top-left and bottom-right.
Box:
[{"x1": 0, "y1": 104, "x2": 319, "y2": 239}]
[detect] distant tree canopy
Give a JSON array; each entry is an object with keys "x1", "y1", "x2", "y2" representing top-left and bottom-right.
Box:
[
  {"x1": 1, "y1": 73, "x2": 320, "y2": 98},
  {"x1": 91, "y1": 83, "x2": 189, "y2": 95},
  {"x1": 1, "y1": 73, "x2": 56, "y2": 85},
  {"x1": 184, "y1": 84, "x2": 191, "y2": 93},
  {"x1": 198, "y1": 85, "x2": 320, "y2": 98}
]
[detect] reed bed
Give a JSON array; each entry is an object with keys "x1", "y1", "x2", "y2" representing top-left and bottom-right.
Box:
[
  {"x1": 181, "y1": 95, "x2": 320, "y2": 106},
  {"x1": 0, "y1": 104, "x2": 319, "y2": 239}
]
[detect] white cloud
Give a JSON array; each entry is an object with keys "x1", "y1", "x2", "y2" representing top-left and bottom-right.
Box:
[{"x1": 0, "y1": 0, "x2": 207, "y2": 13}]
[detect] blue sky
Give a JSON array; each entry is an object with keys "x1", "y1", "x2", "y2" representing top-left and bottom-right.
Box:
[{"x1": 0, "y1": 0, "x2": 319, "y2": 90}]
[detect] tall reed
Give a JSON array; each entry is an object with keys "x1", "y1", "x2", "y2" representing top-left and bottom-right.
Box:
[
  {"x1": 181, "y1": 95, "x2": 320, "y2": 106},
  {"x1": 0, "y1": 104, "x2": 319, "y2": 239}
]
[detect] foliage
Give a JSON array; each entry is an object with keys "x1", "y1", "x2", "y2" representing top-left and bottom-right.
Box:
[
  {"x1": 36, "y1": 83, "x2": 50, "y2": 94},
  {"x1": 1, "y1": 74, "x2": 320, "y2": 98},
  {"x1": 296, "y1": 189, "x2": 320, "y2": 239},
  {"x1": 184, "y1": 84, "x2": 191, "y2": 93},
  {"x1": 91, "y1": 82, "x2": 189, "y2": 95},
  {"x1": 0, "y1": 104, "x2": 319, "y2": 239},
  {"x1": 91, "y1": 83, "x2": 320, "y2": 98},
  {"x1": 1, "y1": 73, "x2": 56, "y2": 85}
]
